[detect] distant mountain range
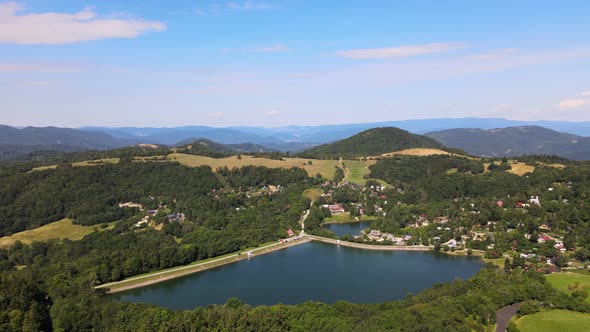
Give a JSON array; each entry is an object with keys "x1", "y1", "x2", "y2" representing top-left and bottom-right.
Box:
[
  {"x1": 81, "y1": 118, "x2": 590, "y2": 146},
  {"x1": 0, "y1": 125, "x2": 138, "y2": 161},
  {"x1": 426, "y1": 126, "x2": 590, "y2": 160},
  {"x1": 2, "y1": 117, "x2": 590, "y2": 161},
  {"x1": 298, "y1": 127, "x2": 446, "y2": 158}
]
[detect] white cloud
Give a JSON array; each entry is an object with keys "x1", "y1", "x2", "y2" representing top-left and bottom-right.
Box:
[
  {"x1": 0, "y1": 63, "x2": 88, "y2": 73},
  {"x1": 557, "y1": 98, "x2": 587, "y2": 110},
  {"x1": 208, "y1": 112, "x2": 224, "y2": 118},
  {"x1": 265, "y1": 109, "x2": 281, "y2": 116},
  {"x1": 19, "y1": 81, "x2": 52, "y2": 86},
  {"x1": 580, "y1": 90, "x2": 590, "y2": 97},
  {"x1": 258, "y1": 44, "x2": 288, "y2": 52},
  {"x1": 495, "y1": 104, "x2": 511, "y2": 111},
  {"x1": 0, "y1": 2, "x2": 165, "y2": 45},
  {"x1": 464, "y1": 48, "x2": 519, "y2": 61},
  {"x1": 336, "y1": 42, "x2": 466, "y2": 60},
  {"x1": 226, "y1": 1, "x2": 274, "y2": 11},
  {"x1": 222, "y1": 44, "x2": 288, "y2": 53},
  {"x1": 265, "y1": 110, "x2": 281, "y2": 116}
]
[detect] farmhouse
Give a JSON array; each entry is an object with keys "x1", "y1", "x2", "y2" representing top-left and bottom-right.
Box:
[{"x1": 328, "y1": 204, "x2": 345, "y2": 214}]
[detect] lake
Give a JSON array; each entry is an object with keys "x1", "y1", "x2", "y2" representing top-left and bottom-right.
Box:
[
  {"x1": 114, "y1": 241, "x2": 485, "y2": 310},
  {"x1": 325, "y1": 220, "x2": 372, "y2": 237}
]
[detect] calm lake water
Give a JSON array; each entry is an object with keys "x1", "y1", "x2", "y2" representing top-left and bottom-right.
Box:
[
  {"x1": 114, "y1": 242, "x2": 485, "y2": 310},
  {"x1": 325, "y1": 221, "x2": 372, "y2": 236}
]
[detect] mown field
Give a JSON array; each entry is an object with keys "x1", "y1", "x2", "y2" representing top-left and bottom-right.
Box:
[
  {"x1": 341, "y1": 159, "x2": 376, "y2": 185},
  {"x1": 508, "y1": 162, "x2": 536, "y2": 176},
  {"x1": 381, "y1": 148, "x2": 451, "y2": 157},
  {"x1": 168, "y1": 153, "x2": 345, "y2": 179},
  {"x1": 546, "y1": 272, "x2": 590, "y2": 303},
  {"x1": 0, "y1": 218, "x2": 115, "y2": 248},
  {"x1": 515, "y1": 309, "x2": 590, "y2": 331}
]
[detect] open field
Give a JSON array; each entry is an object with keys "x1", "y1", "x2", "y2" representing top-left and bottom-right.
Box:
[
  {"x1": 381, "y1": 148, "x2": 451, "y2": 157},
  {"x1": 303, "y1": 188, "x2": 324, "y2": 200},
  {"x1": 546, "y1": 272, "x2": 590, "y2": 303},
  {"x1": 508, "y1": 162, "x2": 536, "y2": 176},
  {"x1": 72, "y1": 158, "x2": 120, "y2": 166},
  {"x1": 31, "y1": 158, "x2": 120, "y2": 171},
  {"x1": 342, "y1": 159, "x2": 376, "y2": 185},
  {"x1": 30, "y1": 164, "x2": 58, "y2": 171},
  {"x1": 515, "y1": 310, "x2": 590, "y2": 331},
  {"x1": 168, "y1": 153, "x2": 342, "y2": 179},
  {"x1": 0, "y1": 219, "x2": 115, "y2": 248}
]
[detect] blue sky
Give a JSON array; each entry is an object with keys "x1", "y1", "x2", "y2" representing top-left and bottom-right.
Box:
[{"x1": 1, "y1": 0, "x2": 590, "y2": 127}]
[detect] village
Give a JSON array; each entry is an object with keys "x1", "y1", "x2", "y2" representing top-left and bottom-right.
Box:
[
  {"x1": 117, "y1": 176, "x2": 582, "y2": 275},
  {"x1": 302, "y1": 178, "x2": 579, "y2": 272}
]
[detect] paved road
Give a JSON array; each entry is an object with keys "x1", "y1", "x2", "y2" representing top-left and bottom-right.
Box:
[
  {"x1": 495, "y1": 303, "x2": 521, "y2": 332},
  {"x1": 96, "y1": 240, "x2": 296, "y2": 291},
  {"x1": 305, "y1": 234, "x2": 432, "y2": 251}
]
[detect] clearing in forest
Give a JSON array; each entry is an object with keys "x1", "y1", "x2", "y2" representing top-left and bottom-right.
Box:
[
  {"x1": 0, "y1": 218, "x2": 115, "y2": 248},
  {"x1": 507, "y1": 162, "x2": 536, "y2": 176},
  {"x1": 546, "y1": 272, "x2": 590, "y2": 303},
  {"x1": 381, "y1": 148, "x2": 452, "y2": 157},
  {"x1": 515, "y1": 309, "x2": 590, "y2": 331},
  {"x1": 168, "y1": 153, "x2": 343, "y2": 179}
]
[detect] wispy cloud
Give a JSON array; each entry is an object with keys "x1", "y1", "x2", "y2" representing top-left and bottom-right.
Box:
[
  {"x1": 557, "y1": 98, "x2": 586, "y2": 109},
  {"x1": 265, "y1": 109, "x2": 281, "y2": 116},
  {"x1": 556, "y1": 90, "x2": 590, "y2": 109},
  {"x1": 0, "y1": 2, "x2": 165, "y2": 45},
  {"x1": 464, "y1": 48, "x2": 519, "y2": 61},
  {"x1": 222, "y1": 44, "x2": 288, "y2": 53},
  {"x1": 494, "y1": 103, "x2": 511, "y2": 111},
  {"x1": 0, "y1": 63, "x2": 88, "y2": 73},
  {"x1": 19, "y1": 81, "x2": 52, "y2": 87},
  {"x1": 385, "y1": 102, "x2": 399, "y2": 109},
  {"x1": 226, "y1": 1, "x2": 274, "y2": 11},
  {"x1": 208, "y1": 112, "x2": 225, "y2": 118},
  {"x1": 336, "y1": 42, "x2": 467, "y2": 60},
  {"x1": 258, "y1": 44, "x2": 288, "y2": 52}
]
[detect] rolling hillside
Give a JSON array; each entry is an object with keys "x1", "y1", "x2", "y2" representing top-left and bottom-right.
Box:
[
  {"x1": 299, "y1": 127, "x2": 447, "y2": 158},
  {"x1": 0, "y1": 125, "x2": 138, "y2": 160},
  {"x1": 426, "y1": 126, "x2": 590, "y2": 160},
  {"x1": 175, "y1": 139, "x2": 277, "y2": 157}
]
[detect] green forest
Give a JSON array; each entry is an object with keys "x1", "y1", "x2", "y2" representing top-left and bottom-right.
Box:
[{"x1": 1, "y1": 154, "x2": 590, "y2": 330}]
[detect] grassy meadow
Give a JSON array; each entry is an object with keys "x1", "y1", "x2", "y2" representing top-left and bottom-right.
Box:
[
  {"x1": 546, "y1": 272, "x2": 590, "y2": 303},
  {"x1": 515, "y1": 310, "x2": 590, "y2": 331},
  {"x1": 0, "y1": 219, "x2": 115, "y2": 248}
]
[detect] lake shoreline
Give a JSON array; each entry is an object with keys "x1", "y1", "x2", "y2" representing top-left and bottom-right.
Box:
[
  {"x1": 100, "y1": 235, "x2": 488, "y2": 294},
  {"x1": 98, "y1": 237, "x2": 312, "y2": 294}
]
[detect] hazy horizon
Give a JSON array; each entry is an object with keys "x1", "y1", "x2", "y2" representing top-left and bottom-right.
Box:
[
  {"x1": 1, "y1": 1, "x2": 590, "y2": 127},
  {"x1": 4, "y1": 116, "x2": 590, "y2": 130}
]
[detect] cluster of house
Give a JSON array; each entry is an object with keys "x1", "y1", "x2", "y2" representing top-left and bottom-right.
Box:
[
  {"x1": 409, "y1": 215, "x2": 450, "y2": 229},
  {"x1": 239, "y1": 185, "x2": 283, "y2": 198},
  {"x1": 367, "y1": 230, "x2": 412, "y2": 245},
  {"x1": 119, "y1": 201, "x2": 186, "y2": 228},
  {"x1": 537, "y1": 234, "x2": 567, "y2": 253}
]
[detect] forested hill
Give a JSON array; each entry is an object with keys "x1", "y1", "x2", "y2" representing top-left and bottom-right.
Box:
[
  {"x1": 298, "y1": 127, "x2": 447, "y2": 158},
  {"x1": 426, "y1": 126, "x2": 590, "y2": 160},
  {"x1": 0, "y1": 125, "x2": 141, "y2": 161},
  {"x1": 174, "y1": 139, "x2": 277, "y2": 158}
]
